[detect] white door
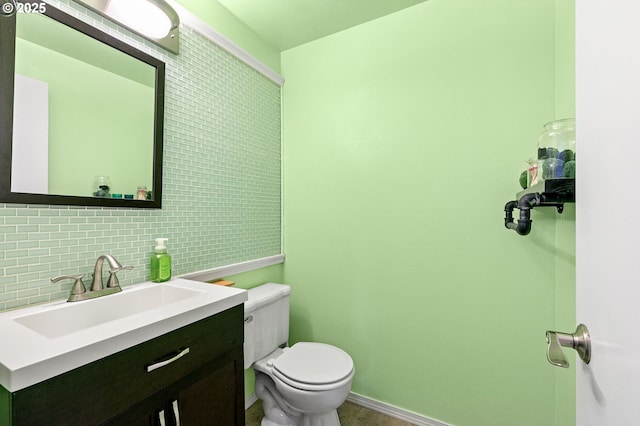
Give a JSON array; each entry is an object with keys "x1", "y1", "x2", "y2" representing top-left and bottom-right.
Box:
[{"x1": 575, "y1": 0, "x2": 640, "y2": 424}]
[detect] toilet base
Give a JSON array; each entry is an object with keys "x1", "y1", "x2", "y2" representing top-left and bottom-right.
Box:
[
  {"x1": 261, "y1": 418, "x2": 295, "y2": 426},
  {"x1": 300, "y1": 409, "x2": 340, "y2": 426},
  {"x1": 255, "y1": 372, "x2": 342, "y2": 426}
]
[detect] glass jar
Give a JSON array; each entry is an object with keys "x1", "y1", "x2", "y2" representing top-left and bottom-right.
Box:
[
  {"x1": 537, "y1": 118, "x2": 576, "y2": 179},
  {"x1": 93, "y1": 176, "x2": 111, "y2": 197}
]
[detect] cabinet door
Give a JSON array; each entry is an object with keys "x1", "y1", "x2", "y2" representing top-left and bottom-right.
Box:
[
  {"x1": 101, "y1": 390, "x2": 167, "y2": 426},
  {"x1": 170, "y1": 358, "x2": 245, "y2": 426}
]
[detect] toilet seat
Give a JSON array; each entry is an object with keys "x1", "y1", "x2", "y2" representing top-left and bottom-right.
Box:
[{"x1": 270, "y1": 342, "x2": 354, "y2": 392}]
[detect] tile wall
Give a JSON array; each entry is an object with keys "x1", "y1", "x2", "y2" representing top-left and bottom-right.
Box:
[{"x1": 0, "y1": 0, "x2": 282, "y2": 311}]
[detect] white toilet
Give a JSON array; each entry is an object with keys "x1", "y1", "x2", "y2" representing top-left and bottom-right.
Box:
[{"x1": 244, "y1": 283, "x2": 355, "y2": 426}]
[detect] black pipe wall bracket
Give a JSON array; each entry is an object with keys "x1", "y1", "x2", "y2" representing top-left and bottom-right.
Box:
[{"x1": 504, "y1": 179, "x2": 575, "y2": 236}]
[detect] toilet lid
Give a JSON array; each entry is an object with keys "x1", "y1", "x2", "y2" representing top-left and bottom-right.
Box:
[{"x1": 272, "y1": 342, "x2": 353, "y2": 385}]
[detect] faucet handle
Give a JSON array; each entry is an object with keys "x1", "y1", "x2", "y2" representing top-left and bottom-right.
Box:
[
  {"x1": 51, "y1": 274, "x2": 87, "y2": 299},
  {"x1": 107, "y1": 265, "x2": 133, "y2": 288}
]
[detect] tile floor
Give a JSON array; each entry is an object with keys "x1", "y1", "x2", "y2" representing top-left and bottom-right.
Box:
[{"x1": 245, "y1": 400, "x2": 416, "y2": 425}]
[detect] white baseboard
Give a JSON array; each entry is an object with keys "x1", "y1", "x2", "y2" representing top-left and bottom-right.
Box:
[
  {"x1": 245, "y1": 392, "x2": 258, "y2": 410},
  {"x1": 245, "y1": 392, "x2": 452, "y2": 426},
  {"x1": 346, "y1": 393, "x2": 452, "y2": 426}
]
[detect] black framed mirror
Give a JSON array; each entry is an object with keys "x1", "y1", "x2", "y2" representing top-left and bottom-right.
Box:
[{"x1": 0, "y1": 1, "x2": 165, "y2": 208}]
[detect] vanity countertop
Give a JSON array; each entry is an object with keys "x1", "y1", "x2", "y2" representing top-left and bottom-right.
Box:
[{"x1": 0, "y1": 278, "x2": 247, "y2": 392}]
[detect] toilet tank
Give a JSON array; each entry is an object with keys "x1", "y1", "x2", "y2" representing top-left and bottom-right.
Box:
[{"x1": 244, "y1": 283, "x2": 291, "y2": 369}]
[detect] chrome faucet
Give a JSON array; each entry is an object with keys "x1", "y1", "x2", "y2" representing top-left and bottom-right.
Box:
[{"x1": 51, "y1": 254, "x2": 133, "y2": 302}]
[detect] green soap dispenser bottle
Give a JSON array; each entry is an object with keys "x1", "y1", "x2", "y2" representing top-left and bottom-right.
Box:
[{"x1": 150, "y1": 238, "x2": 171, "y2": 282}]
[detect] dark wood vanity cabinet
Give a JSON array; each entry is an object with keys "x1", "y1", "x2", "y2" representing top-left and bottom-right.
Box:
[{"x1": 0, "y1": 305, "x2": 245, "y2": 426}]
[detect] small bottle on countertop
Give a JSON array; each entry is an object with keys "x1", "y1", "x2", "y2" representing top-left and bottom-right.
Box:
[{"x1": 150, "y1": 238, "x2": 171, "y2": 283}]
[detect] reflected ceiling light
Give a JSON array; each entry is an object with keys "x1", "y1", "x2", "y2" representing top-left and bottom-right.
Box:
[{"x1": 73, "y1": 0, "x2": 180, "y2": 54}]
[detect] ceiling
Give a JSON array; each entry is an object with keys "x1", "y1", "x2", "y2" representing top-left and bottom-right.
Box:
[{"x1": 216, "y1": 0, "x2": 430, "y2": 51}]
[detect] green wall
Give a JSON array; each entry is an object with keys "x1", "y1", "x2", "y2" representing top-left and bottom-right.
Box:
[
  {"x1": 281, "y1": 0, "x2": 575, "y2": 425},
  {"x1": 173, "y1": 0, "x2": 281, "y2": 73},
  {"x1": 552, "y1": 2, "x2": 576, "y2": 425}
]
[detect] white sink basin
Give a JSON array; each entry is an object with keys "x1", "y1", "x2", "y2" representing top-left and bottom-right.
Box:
[
  {"x1": 14, "y1": 285, "x2": 200, "y2": 338},
  {"x1": 0, "y1": 278, "x2": 247, "y2": 392}
]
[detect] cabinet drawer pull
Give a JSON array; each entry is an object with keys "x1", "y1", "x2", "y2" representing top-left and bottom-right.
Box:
[{"x1": 146, "y1": 347, "x2": 190, "y2": 372}]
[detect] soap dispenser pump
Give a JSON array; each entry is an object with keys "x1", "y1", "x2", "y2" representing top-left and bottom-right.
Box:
[{"x1": 150, "y1": 238, "x2": 171, "y2": 283}]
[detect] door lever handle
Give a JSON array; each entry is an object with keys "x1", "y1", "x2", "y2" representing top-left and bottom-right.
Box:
[{"x1": 545, "y1": 324, "x2": 591, "y2": 368}]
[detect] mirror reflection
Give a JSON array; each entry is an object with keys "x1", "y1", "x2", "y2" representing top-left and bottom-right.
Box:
[{"x1": 1, "y1": 2, "x2": 165, "y2": 208}]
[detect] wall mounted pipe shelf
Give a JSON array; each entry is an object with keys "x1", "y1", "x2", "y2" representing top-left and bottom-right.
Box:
[{"x1": 504, "y1": 178, "x2": 575, "y2": 236}]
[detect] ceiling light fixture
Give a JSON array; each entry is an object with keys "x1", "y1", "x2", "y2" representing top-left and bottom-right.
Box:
[{"x1": 73, "y1": 0, "x2": 180, "y2": 54}]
